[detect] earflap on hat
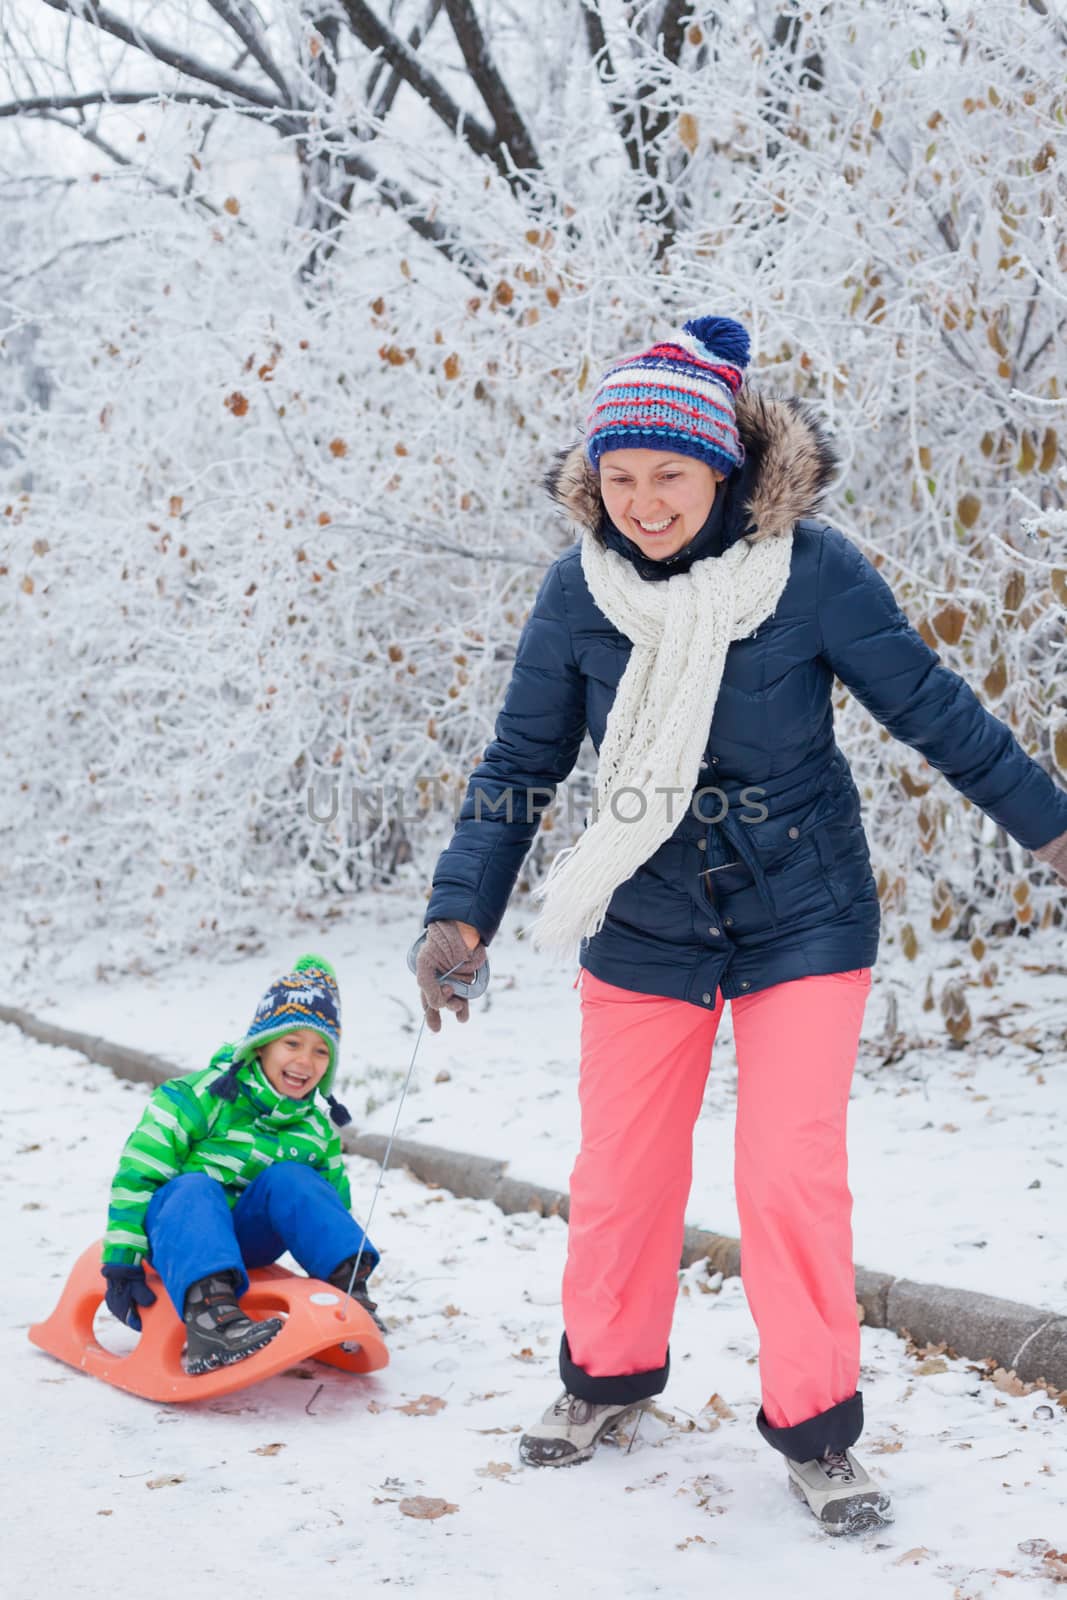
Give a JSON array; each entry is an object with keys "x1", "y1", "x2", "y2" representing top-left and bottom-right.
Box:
[{"x1": 207, "y1": 1040, "x2": 243, "y2": 1103}]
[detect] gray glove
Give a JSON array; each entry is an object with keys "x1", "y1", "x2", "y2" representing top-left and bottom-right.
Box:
[
  {"x1": 1034, "y1": 829, "x2": 1067, "y2": 884},
  {"x1": 409, "y1": 921, "x2": 489, "y2": 1033}
]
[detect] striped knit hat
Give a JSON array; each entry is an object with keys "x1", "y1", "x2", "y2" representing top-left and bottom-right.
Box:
[
  {"x1": 584, "y1": 315, "x2": 750, "y2": 476},
  {"x1": 209, "y1": 953, "x2": 351, "y2": 1126}
]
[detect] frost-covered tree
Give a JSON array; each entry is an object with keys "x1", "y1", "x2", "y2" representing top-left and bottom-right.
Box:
[{"x1": 1, "y1": 0, "x2": 1064, "y2": 1009}]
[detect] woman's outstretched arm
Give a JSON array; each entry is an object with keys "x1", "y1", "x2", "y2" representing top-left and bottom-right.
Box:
[{"x1": 816, "y1": 525, "x2": 1067, "y2": 861}]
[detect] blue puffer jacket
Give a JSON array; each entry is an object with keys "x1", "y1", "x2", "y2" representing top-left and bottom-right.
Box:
[{"x1": 425, "y1": 392, "x2": 1067, "y2": 1007}]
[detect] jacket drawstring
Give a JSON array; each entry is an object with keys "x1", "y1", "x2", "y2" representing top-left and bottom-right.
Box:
[{"x1": 718, "y1": 814, "x2": 780, "y2": 929}]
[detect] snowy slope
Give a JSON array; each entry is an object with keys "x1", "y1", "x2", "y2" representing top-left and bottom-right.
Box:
[{"x1": 6, "y1": 1014, "x2": 1067, "y2": 1597}]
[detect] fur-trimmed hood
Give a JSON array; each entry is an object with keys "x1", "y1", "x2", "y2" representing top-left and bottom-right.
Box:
[{"x1": 545, "y1": 390, "x2": 838, "y2": 549}]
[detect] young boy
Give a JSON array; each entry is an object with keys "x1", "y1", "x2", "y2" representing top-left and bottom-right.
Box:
[{"x1": 100, "y1": 953, "x2": 384, "y2": 1375}]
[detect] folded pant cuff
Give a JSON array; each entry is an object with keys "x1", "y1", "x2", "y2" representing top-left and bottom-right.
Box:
[
  {"x1": 756, "y1": 1390, "x2": 864, "y2": 1460},
  {"x1": 559, "y1": 1332, "x2": 670, "y2": 1405}
]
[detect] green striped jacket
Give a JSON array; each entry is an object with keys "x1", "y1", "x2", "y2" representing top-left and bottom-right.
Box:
[{"x1": 102, "y1": 1062, "x2": 351, "y2": 1267}]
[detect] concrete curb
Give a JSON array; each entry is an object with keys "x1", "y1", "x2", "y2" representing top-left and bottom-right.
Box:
[{"x1": 5, "y1": 1002, "x2": 1065, "y2": 1392}]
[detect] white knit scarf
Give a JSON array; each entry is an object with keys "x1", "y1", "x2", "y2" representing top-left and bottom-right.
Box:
[{"x1": 528, "y1": 526, "x2": 795, "y2": 957}]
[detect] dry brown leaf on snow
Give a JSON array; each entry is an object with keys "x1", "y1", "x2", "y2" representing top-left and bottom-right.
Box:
[
  {"x1": 868, "y1": 1438, "x2": 904, "y2": 1454},
  {"x1": 146, "y1": 1475, "x2": 185, "y2": 1490},
  {"x1": 252, "y1": 1443, "x2": 285, "y2": 1456},
  {"x1": 895, "y1": 1547, "x2": 933, "y2": 1566},
  {"x1": 441, "y1": 1304, "x2": 461, "y2": 1319},
  {"x1": 689, "y1": 1473, "x2": 732, "y2": 1506},
  {"x1": 917, "y1": 1356, "x2": 950, "y2": 1375},
  {"x1": 702, "y1": 1393, "x2": 736, "y2": 1420},
  {"x1": 512, "y1": 1347, "x2": 536, "y2": 1362},
  {"x1": 395, "y1": 1394, "x2": 447, "y2": 1416},
  {"x1": 475, "y1": 1461, "x2": 515, "y2": 1480},
  {"x1": 993, "y1": 1367, "x2": 1031, "y2": 1396},
  {"x1": 624, "y1": 1472, "x2": 668, "y2": 1494},
  {"x1": 398, "y1": 1496, "x2": 458, "y2": 1520}
]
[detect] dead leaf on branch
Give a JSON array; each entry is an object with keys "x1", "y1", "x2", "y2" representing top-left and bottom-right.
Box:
[
  {"x1": 678, "y1": 112, "x2": 700, "y2": 154},
  {"x1": 398, "y1": 1496, "x2": 458, "y2": 1520}
]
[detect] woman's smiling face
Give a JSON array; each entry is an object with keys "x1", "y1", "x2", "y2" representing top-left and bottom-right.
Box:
[
  {"x1": 257, "y1": 1029, "x2": 331, "y2": 1098},
  {"x1": 598, "y1": 449, "x2": 723, "y2": 562}
]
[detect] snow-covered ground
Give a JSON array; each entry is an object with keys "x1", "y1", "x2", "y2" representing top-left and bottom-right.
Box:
[
  {"x1": 6, "y1": 892, "x2": 1067, "y2": 1596},
  {"x1": 6, "y1": 1023, "x2": 1067, "y2": 1599},
  {"x1": 21, "y1": 888, "x2": 1067, "y2": 1309}
]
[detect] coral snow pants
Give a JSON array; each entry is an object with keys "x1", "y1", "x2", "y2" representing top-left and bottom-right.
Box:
[
  {"x1": 560, "y1": 967, "x2": 872, "y2": 1463},
  {"x1": 145, "y1": 1161, "x2": 379, "y2": 1320}
]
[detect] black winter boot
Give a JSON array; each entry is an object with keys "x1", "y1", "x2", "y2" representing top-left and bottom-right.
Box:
[
  {"x1": 182, "y1": 1272, "x2": 283, "y2": 1375},
  {"x1": 327, "y1": 1256, "x2": 388, "y2": 1336}
]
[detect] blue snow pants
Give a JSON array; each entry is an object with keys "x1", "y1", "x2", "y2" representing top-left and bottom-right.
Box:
[{"x1": 145, "y1": 1162, "x2": 380, "y2": 1318}]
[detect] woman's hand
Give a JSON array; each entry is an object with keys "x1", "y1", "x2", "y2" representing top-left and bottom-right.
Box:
[
  {"x1": 414, "y1": 920, "x2": 488, "y2": 1032},
  {"x1": 1034, "y1": 830, "x2": 1067, "y2": 884}
]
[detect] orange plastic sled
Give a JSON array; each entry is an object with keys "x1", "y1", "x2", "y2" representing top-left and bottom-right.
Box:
[{"x1": 29, "y1": 1240, "x2": 389, "y2": 1403}]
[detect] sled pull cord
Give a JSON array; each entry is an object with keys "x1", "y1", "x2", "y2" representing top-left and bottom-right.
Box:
[{"x1": 339, "y1": 953, "x2": 472, "y2": 1317}]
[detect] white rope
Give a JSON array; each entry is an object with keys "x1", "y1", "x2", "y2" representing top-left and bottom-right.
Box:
[{"x1": 340, "y1": 954, "x2": 470, "y2": 1319}]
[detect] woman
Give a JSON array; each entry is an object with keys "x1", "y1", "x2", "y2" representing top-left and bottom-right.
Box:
[{"x1": 410, "y1": 316, "x2": 1067, "y2": 1534}]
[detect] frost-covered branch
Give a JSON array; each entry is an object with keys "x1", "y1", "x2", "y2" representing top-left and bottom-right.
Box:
[
  {"x1": 39, "y1": 0, "x2": 290, "y2": 113},
  {"x1": 0, "y1": 87, "x2": 265, "y2": 117},
  {"x1": 203, "y1": 0, "x2": 293, "y2": 102},
  {"x1": 441, "y1": 0, "x2": 539, "y2": 173},
  {"x1": 337, "y1": 0, "x2": 501, "y2": 165}
]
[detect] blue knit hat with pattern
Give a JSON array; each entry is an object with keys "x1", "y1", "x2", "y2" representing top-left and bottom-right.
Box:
[
  {"x1": 585, "y1": 315, "x2": 750, "y2": 476},
  {"x1": 209, "y1": 953, "x2": 351, "y2": 1126}
]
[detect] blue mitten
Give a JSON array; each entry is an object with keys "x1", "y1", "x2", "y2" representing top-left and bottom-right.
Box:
[{"x1": 101, "y1": 1263, "x2": 157, "y2": 1331}]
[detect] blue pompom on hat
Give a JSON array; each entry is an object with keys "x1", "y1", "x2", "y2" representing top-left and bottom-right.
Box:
[
  {"x1": 585, "y1": 314, "x2": 751, "y2": 477},
  {"x1": 209, "y1": 954, "x2": 351, "y2": 1126}
]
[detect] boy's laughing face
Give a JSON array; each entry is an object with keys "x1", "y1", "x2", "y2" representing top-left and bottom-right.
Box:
[{"x1": 257, "y1": 1029, "x2": 331, "y2": 1098}]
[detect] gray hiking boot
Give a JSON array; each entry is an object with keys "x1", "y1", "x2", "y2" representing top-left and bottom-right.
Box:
[
  {"x1": 786, "y1": 1446, "x2": 894, "y2": 1534},
  {"x1": 518, "y1": 1389, "x2": 649, "y2": 1468},
  {"x1": 182, "y1": 1272, "x2": 283, "y2": 1376}
]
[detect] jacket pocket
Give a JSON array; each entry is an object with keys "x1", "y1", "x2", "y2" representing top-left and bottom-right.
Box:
[{"x1": 732, "y1": 807, "x2": 852, "y2": 917}]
